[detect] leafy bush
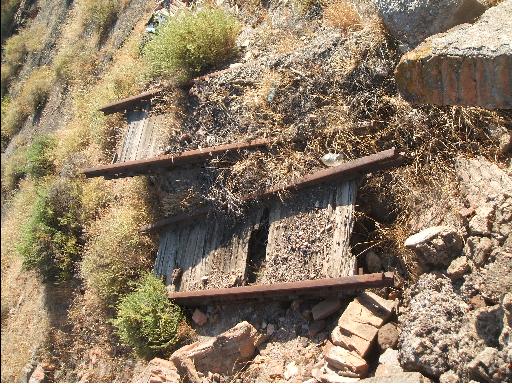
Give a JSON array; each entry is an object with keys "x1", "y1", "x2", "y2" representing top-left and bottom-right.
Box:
[
  {"x1": 17, "y1": 179, "x2": 82, "y2": 280},
  {"x1": 113, "y1": 273, "x2": 185, "y2": 357},
  {"x1": 1, "y1": 67, "x2": 55, "y2": 145},
  {"x1": 81, "y1": 203, "x2": 155, "y2": 305},
  {"x1": 143, "y1": 6, "x2": 241, "y2": 80}
]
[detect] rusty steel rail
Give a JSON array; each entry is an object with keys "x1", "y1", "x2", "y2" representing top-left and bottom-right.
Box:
[
  {"x1": 168, "y1": 272, "x2": 395, "y2": 305},
  {"x1": 98, "y1": 89, "x2": 163, "y2": 115},
  {"x1": 241, "y1": 147, "x2": 402, "y2": 202},
  {"x1": 82, "y1": 139, "x2": 270, "y2": 179},
  {"x1": 141, "y1": 148, "x2": 403, "y2": 233}
]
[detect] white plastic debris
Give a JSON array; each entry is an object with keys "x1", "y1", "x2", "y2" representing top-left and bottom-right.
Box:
[{"x1": 321, "y1": 153, "x2": 344, "y2": 167}]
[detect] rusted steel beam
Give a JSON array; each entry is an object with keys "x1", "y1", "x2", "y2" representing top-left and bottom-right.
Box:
[
  {"x1": 142, "y1": 148, "x2": 403, "y2": 233},
  {"x1": 168, "y1": 272, "x2": 395, "y2": 305},
  {"x1": 82, "y1": 139, "x2": 270, "y2": 179},
  {"x1": 98, "y1": 89, "x2": 162, "y2": 115}
]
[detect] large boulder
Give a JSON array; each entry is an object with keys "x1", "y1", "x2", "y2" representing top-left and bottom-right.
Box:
[
  {"x1": 395, "y1": 0, "x2": 512, "y2": 109},
  {"x1": 373, "y1": 0, "x2": 487, "y2": 49}
]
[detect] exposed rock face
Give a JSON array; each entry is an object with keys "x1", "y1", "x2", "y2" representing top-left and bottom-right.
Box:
[
  {"x1": 395, "y1": 0, "x2": 512, "y2": 109},
  {"x1": 373, "y1": 0, "x2": 486, "y2": 49},
  {"x1": 404, "y1": 226, "x2": 463, "y2": 268},
  {"x1": 170, "y1": 321, "x2": 259, "y2": 381}
]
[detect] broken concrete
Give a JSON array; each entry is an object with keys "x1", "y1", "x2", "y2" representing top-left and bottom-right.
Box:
[
  {"x1": 395, "y1": 0, "x2": 512, "y2": 109},
  {"x1": 374, "y1": 0, "x2": 487, "y2": 49},
  {"x1": 447, "y1": 256, "x2": 470, "y2": 279},
  {"x1": 170, "y1": 321, "x2": 258, "y2": 380},
  {"x1": 404, "y1": 226, "x2": 463, "y2": 268},
  {"x1": 369, "y1": 349, "x2": 432, "y2": 382}
]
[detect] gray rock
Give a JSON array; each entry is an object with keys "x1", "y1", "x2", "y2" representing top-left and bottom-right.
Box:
[
  {"x1": 378, "y1": 323, "x2": 399, "y2": 351},
  {"x1": 399, "y1": 274, "x2": 468, "y2": 378},
  {"x1": 404, "y1": 226, "x2": 463, "y2": 268},
  {"x1": 462, "y1": 250, "x2": 512, "y2": 304},
  {"x1": 373, "y1": 0, "x2": 486, "y2": 49},
  {"x1": 395, "y1": 0, "x2": 512, "y2": 109},
  {"x1": 447, "y1": 256, "x2": 470, "y2": 279}
]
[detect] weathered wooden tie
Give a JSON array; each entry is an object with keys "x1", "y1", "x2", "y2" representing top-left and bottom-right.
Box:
[
  {"x1": 82, "y1": 139, "x2": 270, "y2": 179},
  {"x1": 168, "y1": 272, "x2": 394, "y2": 305},
  {"x1": 141, "y1": 148, "x2": 403, "y2": 233}
]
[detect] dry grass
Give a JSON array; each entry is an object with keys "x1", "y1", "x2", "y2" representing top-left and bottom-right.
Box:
[
  {"x1": 1, "y1": 180, "x2": 51, "y2": 382},
  {"x1": 1, "y1": 66, "x2": 55, "y2": 145},
  {"x1": 323, "y1": 0, "x2": 362, "y2": 32}
]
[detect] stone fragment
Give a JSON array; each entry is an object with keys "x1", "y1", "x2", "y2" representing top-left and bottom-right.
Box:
[
  {"x1": 332, "y1": 326, "x2": 374, "y2": 358},
  {"x1": 192, "y1": 309, "x2": 208, "y2": 326},
  {"x1": 312, "y1": 298, "x2": 342, "y2": 320},
  {"x1": 323, "y1": 342, "x2": 369, "y2": 376},
  {"x1": 28, "y1": 365, "x2": 46, "y2": 383},
  {"x1": 365, "y1": 251, "x2": 382, "y2": 273},
  {"x1": 464, "y1": 237, "x2": 493, "y2": 267},
  {"x1": 404, "y1": 226, "x2": 463, "y2": 268},
  {"x1": 499, "y1": 131, "x2": 512, "y2": 154},
  {"x1": 467, "y1": 347, "x2": 498, "y2": 381},
  {"x1": 170, "y1": 321, "x2": 258, "y2": 379},
  {"x1": 134, "y1": 358, "x2": 180, "y2": 383},
  {"x1": 308, "y1": 319, "x2": 326, "y2": 337},
  {"x1": 446, "y1": 256, "x2": 470, "y2": 279},
  {"x1": 361, "y1": 372, "x2": 431, "y2": 382},
  {"x1": 375, "y1": 348, "x2": 403, "y2": 376},
  {"x1": 267, "y1": 359, "x2": 285, "y2": 380},
  {"x1": 468, "y1": 205, "x2": 494, "y2": 236},
  {"x1": 373, "y1": 0, "x2": 486, "y2": 49},
  {"x1": 311, "y1": 361, "x2": 361, "y2": 383},
  {"x1": 439, "y1": 370, "x2": 460, "y2": 383},
  {"x1": 284, "y1": 361, "x2": 301, "y2": 380},
  {"x1": 395, "y1": 1, "x2": 512, "y2": 109},
  {"x1": 377, "y1": 323, "x2": 399, "y2": 351},
  {"x1": 340, "y1": 292, "x2": 396, "y2": 328},
  {"x1": 499, "y1": 293, "x2": 511, "y2": 349},
  {"x1": 266, "y1": 323, "x2": 275, "y2": 336}
]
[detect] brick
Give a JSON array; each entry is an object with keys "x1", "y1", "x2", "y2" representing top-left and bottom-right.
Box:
[
  {"x1": 312, "y1": 298, "x2": 342, "y2": 320},
  {"x1": 323, "y1": 342, "x2": 369, "y2": 376}
]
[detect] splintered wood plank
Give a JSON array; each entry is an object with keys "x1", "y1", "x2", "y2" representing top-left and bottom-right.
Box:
[
  {"x1": 154, "y1": 210, "x2": 263, "y2": 291},
  {"x1": 260, "y1": 180, "x2": 358, "y2": 284}
]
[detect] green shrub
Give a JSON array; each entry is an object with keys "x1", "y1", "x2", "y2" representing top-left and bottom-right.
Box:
[
  {"x1": 17, "y1": 179, "x2": 82, "y2": 280},
  {"x1": 25, "y1": 135, "x2": 56, "y2": 178},
  {"x1": 113, "y1": 273, "x2": 185, "y2": 357},
  {"x1": 1, "y1": 146, "x2": 27, "y2": 195},
  {"x1": 81, "y1": 203, "x2": 155, "y2": 305},
  {"x1": 143, "y1": 6, "x2": 241, "y2": 80}
]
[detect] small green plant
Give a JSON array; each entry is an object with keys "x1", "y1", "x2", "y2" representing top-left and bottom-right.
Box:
[
  {"x1": 113, "y1": 273, "x2": 185, "y2": 357},
  {"x1": 25, "y1": 135, "x2": 56, "y2": 178},
  {"x1": 143, "y1": 6, "x2": 241, "y2": 80},
  {"x1": 17, "y1": 179, "x2": 82, "y2": 280}
]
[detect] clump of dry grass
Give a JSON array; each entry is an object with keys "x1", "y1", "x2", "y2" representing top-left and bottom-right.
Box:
[
  {"x1": 1, "y1": 66, "x2": 55, "y2": 145},
  {"x1": 323, "y1": 0, "x2": 362, "y2": 32}
]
